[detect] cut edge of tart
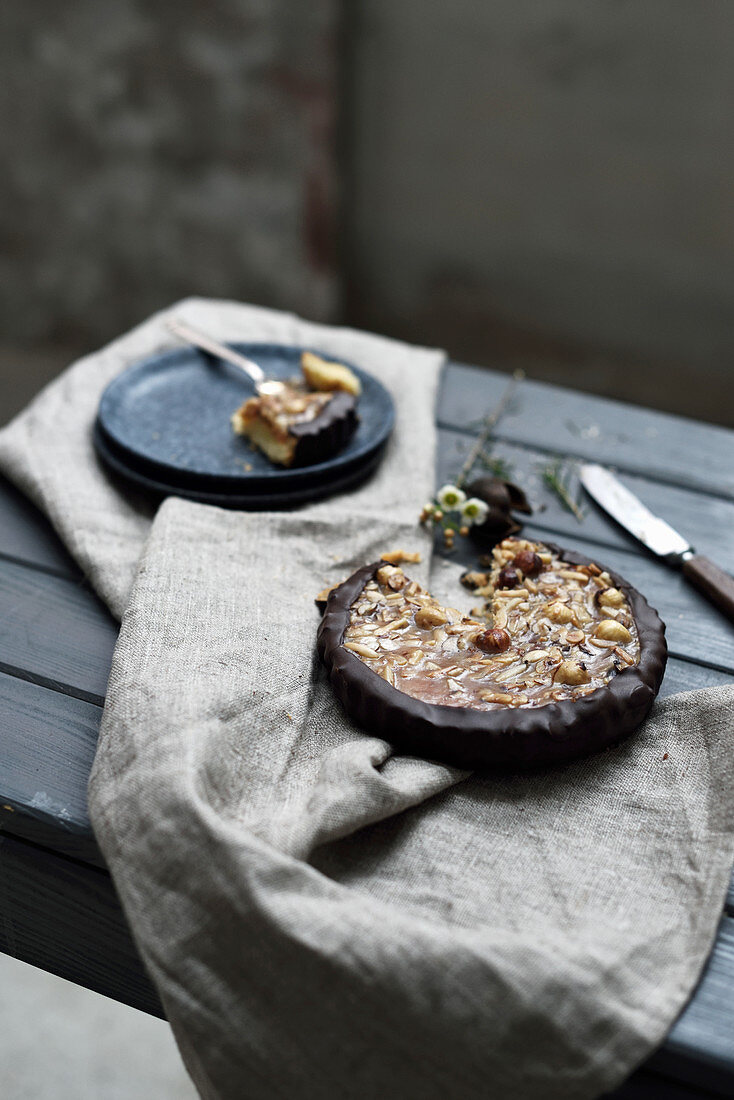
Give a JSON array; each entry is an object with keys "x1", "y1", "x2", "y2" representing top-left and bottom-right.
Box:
[{"x1": 317, "y1": 537, "x2": 667, "y2": 770}]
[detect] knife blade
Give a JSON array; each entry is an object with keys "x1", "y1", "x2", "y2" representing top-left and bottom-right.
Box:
[
  {"x1": 580, "y1": 463, "x2": 734, "y2": 623},
  {"x1": 579, "y1": 464, "x2": 691, "y2": 562}
]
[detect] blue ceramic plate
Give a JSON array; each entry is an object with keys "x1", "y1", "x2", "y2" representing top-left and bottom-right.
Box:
[
  {"x1": 93, "y1": 421, "x2": 387, "y2": 510},
  {"x1": 95, "y1": 343, "x2": 395, "y2": 498}
]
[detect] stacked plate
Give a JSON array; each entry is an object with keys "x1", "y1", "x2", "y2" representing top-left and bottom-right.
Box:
[{"x1": 94, "y1": 344, "x2": 395, "y2": 509}]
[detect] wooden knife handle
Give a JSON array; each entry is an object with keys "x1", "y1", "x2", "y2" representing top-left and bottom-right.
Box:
[{"x1": 682, "y1": 555, "x2": 734, "y2": 623}]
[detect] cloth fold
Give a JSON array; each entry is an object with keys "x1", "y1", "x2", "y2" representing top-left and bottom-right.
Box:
[{"x1": 1, "y1": 299, "x2": 733, "y2": 1100}]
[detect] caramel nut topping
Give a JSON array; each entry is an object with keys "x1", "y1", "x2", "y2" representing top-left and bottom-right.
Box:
[{"x1": 343, "y1": 537, "x2": 640, "y2": 712}]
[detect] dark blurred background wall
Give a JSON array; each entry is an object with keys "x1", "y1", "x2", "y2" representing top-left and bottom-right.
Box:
[
  {"x1": 2, "y1": 0, "x2": 733, "y2": 425},
  {"x1": 0, "y1": 0, "x2": 339, "y2": 416},
  {"x1": 342, "y1": 1, "x2": 734, "y2": 423}
]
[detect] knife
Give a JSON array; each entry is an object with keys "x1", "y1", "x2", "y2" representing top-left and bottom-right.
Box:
[{"x1": 579, "y1": 463, "x2": 734, "y2": 624}]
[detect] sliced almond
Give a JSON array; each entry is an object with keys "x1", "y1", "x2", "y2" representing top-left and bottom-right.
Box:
[
  {"x1": 479, "y1": 690, "x2": 514, "y2": 704},
  {"x1": 492, "y1": 606, "x2": 508, "y2": 629},
  {"x1": 390, "y1": 617, "x2": 410, "y2": 630},
  {"x1": 525, "y1": 649, "x2": 550, "y2": 662},
  {"x1": 344, "y1": 641, "x2": 381, "y2": 659},
  {"x1": 494, "y1": 665, "x2": 526, "y2": 683}
]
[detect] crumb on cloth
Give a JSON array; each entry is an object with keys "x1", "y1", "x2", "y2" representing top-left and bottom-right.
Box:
[{"x1": 380, "y1": 549, "x2": 422, "y2": 565}]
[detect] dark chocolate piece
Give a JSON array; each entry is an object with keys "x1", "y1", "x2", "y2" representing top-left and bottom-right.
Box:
[
  {"x1": 317, "y1": 545, "x2": 667, "y2": 771},
  {"x1": 291, "y1": 392, "x2": 358, "y2": 467},
  {"x1": 464, "y1": 477, "x2": 532, "y2": 546}
]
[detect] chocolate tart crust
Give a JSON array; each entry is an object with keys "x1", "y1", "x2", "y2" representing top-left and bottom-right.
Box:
[
  {"x1": 317, "y1": 545, "x2": 667, "y2": 771},
  {"x1": 290, "y1": 391, "x2": 358, "y2": 467}
]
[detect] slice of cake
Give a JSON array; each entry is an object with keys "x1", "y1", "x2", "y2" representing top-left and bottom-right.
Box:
[
  {"x1": 232, "y1": 385, "x2": 358, "y2": 468},
  {"x1": 231, "y1": 352, "x2": 361, "y2": 468}
]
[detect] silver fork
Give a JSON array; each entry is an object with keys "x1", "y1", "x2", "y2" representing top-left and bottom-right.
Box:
[{"x1": 166, "y1": 318, "x2": 286, "y2": 395}]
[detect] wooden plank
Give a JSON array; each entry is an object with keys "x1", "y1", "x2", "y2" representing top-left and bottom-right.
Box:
[
  {"x1": 0, "y1": 557, "x2": 117, "y2": 705},
  {"x1": 439, "y1": 364, "x2": 734, "y2": 500},
  {"x1": 437, "y1": 429, "x2": 734, "y2": 575},
  {"x1": 658, "y1": 658, "x2": 733, "y2": 701},
  {"x1": 651, "y1": 918, "x2": 734, "y2": 1097},
  {"x1": 607, "y1": 1071, "x2": 722, "y2": 1099},
  {"x1": 0, "y1": 832, "x2": 162, "y2": 1018},
  {"x1": 0, "y1": 828, "x2": 731, "y2": 1095},
  {"x1": 0, "y1": 671, "x2": 101, "y2": 866},
  {"x1": 0, "y1": 477, "x2": 80, "y2": 580}
]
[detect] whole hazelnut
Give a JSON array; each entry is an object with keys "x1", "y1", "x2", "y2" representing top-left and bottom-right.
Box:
[
  {"x1": 512, "y1": 550, "x2": 543, "y2": 577},
  {"x1": 595, "y1": 619, "x2": 632, "y2": 643},
  {"x1": 554, "y1": 659, "x2": 590, "y2": 685},
  {"x1": 476, "y1": 627, "x2": 511, "y2": 653},
  {"x1": 597, "y1": 587, "x2": 625, "y2": 608},
  {"x1": 546, "y1": 601, "x2": 575, "y2": 625},
  {"x1": 497, "y1": 566, "x2": 520, "y2": 589}
]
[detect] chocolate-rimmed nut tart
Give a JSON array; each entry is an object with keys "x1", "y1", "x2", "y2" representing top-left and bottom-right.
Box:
[{"x1": 317, "y1": 537, "x2": 667, "y2": 770}]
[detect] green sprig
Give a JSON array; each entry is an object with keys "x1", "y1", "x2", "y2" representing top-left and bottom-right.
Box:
[
  {"x1": 455, "y1": 369, "x2": 524, "y2": 490},
  {"x1": 477, "y1": 453, "x2": 515, "y2": 480},
  {"x1": 541, "y1": 459, "x2": 584, "y2": 523}
]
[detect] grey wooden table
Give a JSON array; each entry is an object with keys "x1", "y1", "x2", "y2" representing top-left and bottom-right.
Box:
[{"x1": 0, "y1": 362, "x2": 732, "y2": 1098}]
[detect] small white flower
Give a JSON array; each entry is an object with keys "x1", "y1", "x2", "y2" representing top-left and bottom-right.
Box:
[
  {"x1": 460, "y1": 497, "x2": 489, "y2": 525},
  {"x1": 436, "y1": 484, "x2": 466, "y2": 511}
]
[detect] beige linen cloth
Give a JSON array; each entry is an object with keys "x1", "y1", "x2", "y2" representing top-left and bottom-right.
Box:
[{"x1": 1, "y1": 298, "x2": 733, "y2": 1099}]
